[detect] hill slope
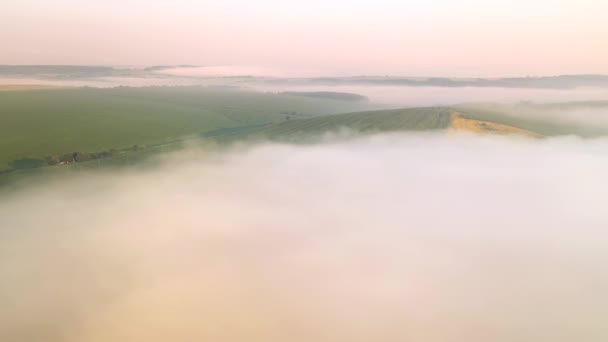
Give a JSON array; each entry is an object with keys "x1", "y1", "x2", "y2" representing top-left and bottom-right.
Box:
[
  {"x1": 217, "y1": 102, "x2": 608, "y2": 141},
  {"x1": 450, "y1": 112, "x2": 543, "y2": 138},
  {"x1": 218, "y1": 107, "x2": 453, "y2": 141},
  {"x1": 3, "y1": 100, "x2": 608, "y2": 186},
  {"x1": 455, "y1": 102, "x2": 608, "y2": 137},
  {"x1": 0, "y1": 86, "x2": 372, "y2": 171}
]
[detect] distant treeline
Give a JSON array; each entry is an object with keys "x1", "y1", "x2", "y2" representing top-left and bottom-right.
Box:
[
  {"x1": 45, "y1": 150, "x2": 116, "y2": 165},
  {"x1": 8, "y1": 145, "x2": 144, "y2": 171},
  {"x1": 0, "y1": 65, "x2": 116, "y2": 78},
  {"x1": 0, "y1": 64, "x2": 199, "y2": 78},
  {"x1": 281, "y1": 91, "x2": 368, "y2": 102},
  {"x1": 271, "y1": 75, "x2": 608, "y2": 89},
  {"x1": 143, "y1": 65, "x2": 198, "y2": 71}
]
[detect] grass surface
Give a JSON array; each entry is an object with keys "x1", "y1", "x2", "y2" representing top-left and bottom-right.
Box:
[
  {"x1": 0, "y1": 106, "x2": 452, "y2": 188},
  {"x1": 3, "y1": 93, "x2": 608, "y2": 188},
  {"x1": 0, "y1": 86, "x2": 371, "y2": 171},
  {"x1": 218, "y1": 107, "x2": 453, "y2": 141}
]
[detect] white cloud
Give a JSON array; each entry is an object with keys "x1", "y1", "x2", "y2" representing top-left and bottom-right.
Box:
[{"x1": 1, "y1": 132, "x2": 607, "y2": 341}]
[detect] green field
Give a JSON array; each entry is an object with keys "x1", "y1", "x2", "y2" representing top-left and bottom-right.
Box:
[
  {"x1": 216, "y1": 107, "x2": 453, "y2": 141},
  {"x1": 0, "y1": 106, "x2": 453, "y2": 188},
  {"x1": 0, "y1": 86, "x2": 373, "y2": 171},
  {"x1": 3, "y1": 87, "x2": 608, "y2": 188},
  {"x1": 212, "y1": 101, "x2": 608, "y2": 141}
]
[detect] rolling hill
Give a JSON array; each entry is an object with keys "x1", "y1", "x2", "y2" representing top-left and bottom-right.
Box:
[
  {"x1": 215, "y1": 101, "x2": 608, "y2": 141},
  {"x1": 455, "y1": 102, "x2": 608, "y2": 137},
  {"x1": 216, "y1": 107, "x2": 453, "y2": 141},
  {"x1": 0, "y1": 86, "x2": 373, "y2": 171},
  {"x1": 2, "y1": 92, "x2": 608, "y2": 188}
]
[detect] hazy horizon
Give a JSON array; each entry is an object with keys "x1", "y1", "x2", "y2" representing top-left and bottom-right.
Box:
[{"x1": 3, "y1": 0, "x2": 608, "y2": 77}]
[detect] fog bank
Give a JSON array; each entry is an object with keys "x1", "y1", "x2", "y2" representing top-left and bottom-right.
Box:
[
  {"x1": 4, "y1": 72, "x2": 608, "y2": 108},
  {"x1": 251, "y1": 84, "x2": 608, "y2": 107},
  {"x1": 460, "y1": 102, "x2": 608, "y2": 130},
  {"x1": 1, "y1": 133, "x2": 608, "y2": 341}
]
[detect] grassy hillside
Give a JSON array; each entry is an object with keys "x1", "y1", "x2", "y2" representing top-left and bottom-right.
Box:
[
  {"x1": 451, "y1": 112, "x2": 543, "y2": 138},
  {"x1": 0, "y1": 106, "x2": 451, "y2": 188},
  {"x1": 3, "y1": 98, "x2": 608, "y2": 187},
  {"x1": 213, "y1": 101, "x2": 608, "y2": 142},
  {"x1": 217, "y1": 107, "x2": 453, "y2": 141},
  {"x1": 0, "y1": 86, "x2": 372, "y2": 171},
  {"x1": 455, "y1": 102, "x2": 608, "y2": 137}
]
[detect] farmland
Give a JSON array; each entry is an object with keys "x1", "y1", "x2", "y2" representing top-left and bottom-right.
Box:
[
  {"x1": 2, "y1": 87, "x2": 608, "y2": 188},
  {"x1": 0, "y1": 86, "x2": 373, "y2": 171},
  {"x1": 219, "y1": 107, "x2": 453, "y2": 142}
]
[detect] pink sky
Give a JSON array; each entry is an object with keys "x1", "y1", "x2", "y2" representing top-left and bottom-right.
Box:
[{"x1": 2, "y1": 0, "x2": 608, "y2": 77}]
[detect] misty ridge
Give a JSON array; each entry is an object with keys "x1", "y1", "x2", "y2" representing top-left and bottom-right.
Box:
[
  {"x1": 3, "y1": 65, "x2": 608, "y2": 113},
  {"x1": 458, "y1": 101, "x2": 608, "y2": 128},
  {"x1": 4, "y1": 64, "x2": 608, "y2": 89},
  {"x1": 1, "y1": 67, "x2": 608, "y2": 342},
  {"x1": 2, "y1": 132, "x2": 608, "y2": 342},
  {"x1": 4, "y1": 0, "x2": 608, "y2": 340}
]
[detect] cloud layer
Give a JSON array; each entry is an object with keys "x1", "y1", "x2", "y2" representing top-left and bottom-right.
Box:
[{"x1": 1, "y1": 133, "x2": 608, "y2": 341}]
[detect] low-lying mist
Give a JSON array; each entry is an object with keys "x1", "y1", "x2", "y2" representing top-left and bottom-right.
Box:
[
  {"x1": 5, "y1": 71, "x2": 608, "y2": 109},
  {"x1": 1, "y1": 133, "x2": 608, "y2": 342},
  {"x1": 251, "y1": 84, "x2": 608, "y2": 107}
]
